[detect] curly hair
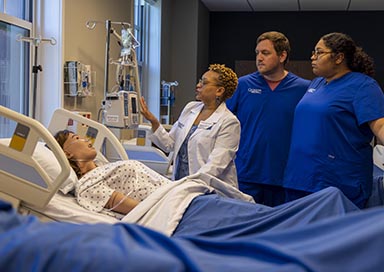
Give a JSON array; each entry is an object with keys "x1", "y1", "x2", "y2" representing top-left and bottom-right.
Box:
[
  {"x1": 257, "y1": 31, "x2": 291, "y2": 65},
  {"x1": 208, "y1": 64, "x2": 238, "y2": 101},
  {"x1": 321, "y1": 32, "x2": 375, "y2": 77},
  {"x1": 54, "y1": 129, "x2": 83, "y2": 179}
]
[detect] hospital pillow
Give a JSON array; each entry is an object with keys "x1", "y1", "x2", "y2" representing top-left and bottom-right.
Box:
[
  {"x1": 34, "y1": 141, "x2": 78, "y2": 194},
  {"x1": 0, "y1": 138, "x2": 78, "y2": 194}
]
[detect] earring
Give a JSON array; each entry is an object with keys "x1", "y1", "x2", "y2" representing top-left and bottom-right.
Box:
[{"x1": 215, "y1": 96, "x2": 221, "y2": 105}]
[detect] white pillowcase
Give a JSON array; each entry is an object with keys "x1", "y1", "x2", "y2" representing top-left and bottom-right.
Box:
[
  {"x1": 33, "y1": 141, "x2": 78, "y2": 194},
  {"x1": 0, "y1": 139, "x2": 78, "y2": 194}
]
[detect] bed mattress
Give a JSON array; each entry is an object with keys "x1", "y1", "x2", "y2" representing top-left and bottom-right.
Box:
[{"x1": 26, "y1": 192, "x2": 119, "y2": 224}]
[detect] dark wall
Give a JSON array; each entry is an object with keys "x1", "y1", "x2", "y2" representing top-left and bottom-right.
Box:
[{"x1": 208, "y1": 11, "x2": 384, "y2": 87}]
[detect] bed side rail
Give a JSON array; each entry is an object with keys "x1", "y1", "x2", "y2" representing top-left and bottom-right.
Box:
[{"x1": 0, "y1": 106, "x2": 71, "y2": 209}]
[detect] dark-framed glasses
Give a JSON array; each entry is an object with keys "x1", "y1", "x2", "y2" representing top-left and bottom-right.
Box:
[
  {"x1": 198, "y1": 78, "x2": 222, "y2": 87},
  {"x1": 311, "y1": 50, "x2": 332, "y2": 58}
]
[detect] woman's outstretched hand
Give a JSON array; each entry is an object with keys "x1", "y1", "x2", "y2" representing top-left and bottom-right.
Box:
[{"x1": 140, "y1": 96, "x2": 160, "y2": 131}]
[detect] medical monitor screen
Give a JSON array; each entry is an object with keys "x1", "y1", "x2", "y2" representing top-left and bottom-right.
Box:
[{"x1": 131, "y1": 97, "x2": 138, "y2": 113}]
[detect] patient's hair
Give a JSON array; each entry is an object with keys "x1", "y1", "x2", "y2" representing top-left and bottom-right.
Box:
[
  {"x1": 208, "y1": 64, "x2": 238, "y2": 101},
  {"x1": 54, "y1": 129, "x2": 82, "y2": 178}
]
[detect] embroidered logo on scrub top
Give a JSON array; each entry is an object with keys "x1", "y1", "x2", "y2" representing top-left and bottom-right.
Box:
[
  {"x1": 178, "y1": 122, "x2": 184, "y2": 129},
  {"x1": 307, "y1": 88, "x2": 316, "y2": 93},
  {"x1": 248, "y1": 88, "x2": 262, "y2": 94}
]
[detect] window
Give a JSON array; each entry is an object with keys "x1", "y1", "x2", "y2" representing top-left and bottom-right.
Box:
[
  {"x1": 0, "y1": 0, "x2": 32, "y2": 137},
  {"x1": 1, "y1": 0, "x2": 32, "y2": 21},
  {"x1": 134, "y1": 0, "x2": 144, "y2": 64},
  {"x1": 134, "y1": 0, "x2": 161, "y2": 119},
  {"x1": 134, "y1": 0, "x2": 146, "y2": 94}
]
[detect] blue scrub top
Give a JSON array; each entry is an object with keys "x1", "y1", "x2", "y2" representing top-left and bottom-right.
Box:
[
  {"x1": 284, "y1": 72, "x2": 384, "y2": 202},
  {"x1": 226, "y1": 71, "x2": 310, "y2": 186}
]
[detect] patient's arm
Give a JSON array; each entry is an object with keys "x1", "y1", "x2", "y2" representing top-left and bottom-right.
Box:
[{"x1": 105, "y1": 191, "x2": 139, "y2": 215}]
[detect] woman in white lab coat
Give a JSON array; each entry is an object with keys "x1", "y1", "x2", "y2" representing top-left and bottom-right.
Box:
[{"x1": 140, "y1": 64, "x2": 240, "y2": 188}]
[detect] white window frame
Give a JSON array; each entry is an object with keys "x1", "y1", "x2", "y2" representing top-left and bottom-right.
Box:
[
  {"x1": 134, "y1": 0, "x2": 161, "y2": 120},
  {"x1": 0, "y1": 6, "x2": 33, "y2": 137}
]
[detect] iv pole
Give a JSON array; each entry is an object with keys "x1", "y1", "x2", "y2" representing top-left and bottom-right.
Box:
[
  {"x1": 86, "y1": 19, "x2": 142, "y2": 123},
  {"x1": 17, "y1": 35, "x2": 56, "y2": 118},
  {"x1": 86, "y1": 20, "x2": 140, "y2": 96}
]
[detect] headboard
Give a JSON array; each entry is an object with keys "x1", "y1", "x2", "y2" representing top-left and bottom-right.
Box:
[{"x1": 48, "y1": 108, "x2": 128, "y2": 162}]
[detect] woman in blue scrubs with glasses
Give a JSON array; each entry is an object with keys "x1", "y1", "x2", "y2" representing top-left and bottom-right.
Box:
[{"x1": 284, "y1": 32, "x2": 384, "y2": 208}]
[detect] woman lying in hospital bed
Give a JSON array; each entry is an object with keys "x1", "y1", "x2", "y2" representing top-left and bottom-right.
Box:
[{"x1": 54, "y1": 129, "x2": 170, "y2": 216}]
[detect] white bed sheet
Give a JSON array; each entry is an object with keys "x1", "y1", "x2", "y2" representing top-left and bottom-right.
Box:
[
  {"x1": 31, "y1": 192, "x2": 119, "y2": 224},
  {"x1": 123, "y1": 172, "x2": 255, "y2": 236}
]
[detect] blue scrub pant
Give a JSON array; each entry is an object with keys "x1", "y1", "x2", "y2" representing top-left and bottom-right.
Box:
[
  {"x1": 285, "y1": 188, "x2": 311, "y2": 203},
  {"x1": 285, "y1": 187, "x2": 367, "y2": 209},
  {"x1": 239, "y1": 182, "x2": 285, "y2": 207}
]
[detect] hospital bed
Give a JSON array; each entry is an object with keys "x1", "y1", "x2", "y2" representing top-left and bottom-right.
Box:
[
  {"x1": 2, "y1": 107, "x2": 384, "y2": 271},
  {"x1": 1, "y1": 188, "x2": 384, "y2": 272},
  {"x1": 0, "y1": 105, "x2": 383, "y2": 227},
  {"x1": 1, "y1": 104, "x2": 384, "y2": 215}
]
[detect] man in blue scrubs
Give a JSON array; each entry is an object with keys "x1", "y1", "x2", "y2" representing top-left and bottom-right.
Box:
[{"x1": 226, "y1": 31, "x2": 310, "y2": 206}]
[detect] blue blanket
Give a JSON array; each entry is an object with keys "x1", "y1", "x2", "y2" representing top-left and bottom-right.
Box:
[
  {"x1": 367, "y1": 165, "x2": 384, "y2": 207},
  {"x1": 174, "y1": 186, "x2": 358, "y2": 238},
  {"x1": 1, "y1": 187, "x2": 384, "y2": 272}
]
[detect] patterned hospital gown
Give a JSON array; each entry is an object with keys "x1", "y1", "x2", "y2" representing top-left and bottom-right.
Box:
[{"x1": 75, "y1": 160, "x2": 170, "y2": 214}]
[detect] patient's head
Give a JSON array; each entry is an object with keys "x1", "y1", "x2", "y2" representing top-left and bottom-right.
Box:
[{"x1": 54, "y1": 130, "x2": 97, "y2": 178}]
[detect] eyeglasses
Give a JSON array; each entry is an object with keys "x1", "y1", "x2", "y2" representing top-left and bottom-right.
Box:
[
  {"x1": 198, "y1": 78, "x2": 222, "y2": 87},
  {"x1": 311, "y1": 50, "x2": 332, "y2": 58}
]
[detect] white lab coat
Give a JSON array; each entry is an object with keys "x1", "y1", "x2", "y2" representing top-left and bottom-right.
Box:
[{"x1": 149, "y1": 101, "x2": 240, "y2": 188}]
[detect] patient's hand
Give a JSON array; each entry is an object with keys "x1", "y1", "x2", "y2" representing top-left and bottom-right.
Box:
[{"x1": 105, "y1": 191, "x2": 139, "y2": 215}]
